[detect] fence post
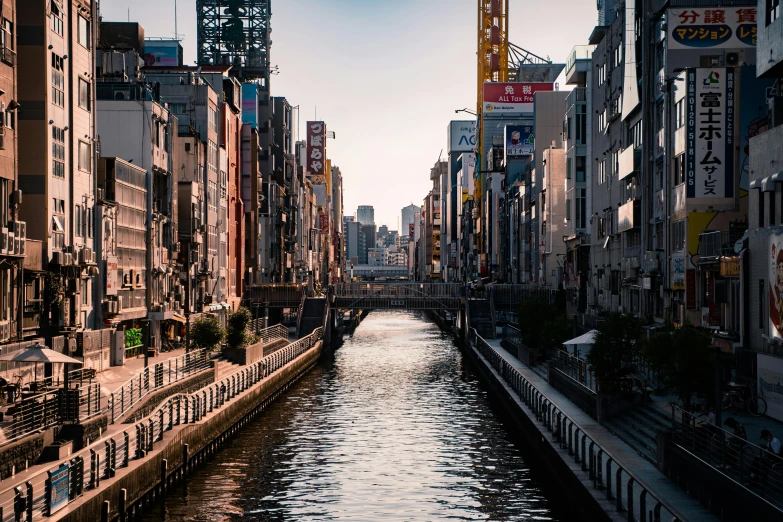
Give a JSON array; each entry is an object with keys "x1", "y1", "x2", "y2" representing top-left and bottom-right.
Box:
[
  {"x1": 123, "y1": 431, "x2": 130, "y2": 466},
  {"x1": 25, "y1": 481, "x2": 33, "y2": 522},
  {"x1": 119, "y1": 489, "x2": 127, "y2": 522},
  {"x1": 101, "y1": 500, "x2": 110, "y2": 522},
  {"x1": 626, "y1": 478, "x2": 634, "y2": 522},
  {"x1": 161, "y1": 459, "x2": 168, "y2": 492},
  {"x1": 615, "y1": 468, "x2": 623, "y2": 512}
]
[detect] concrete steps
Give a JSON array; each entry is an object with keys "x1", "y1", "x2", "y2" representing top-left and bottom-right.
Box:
[
  {"x1": 213, "y1": 356, "x2": 243, "y2": 379},
  {"x1": 604, "y1": 403, "x2": 672, "y2": 465}
]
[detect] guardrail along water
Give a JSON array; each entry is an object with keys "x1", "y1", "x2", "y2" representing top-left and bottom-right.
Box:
[{"x1": 136, "y1": 311, "x2": 570, "y2": 521}]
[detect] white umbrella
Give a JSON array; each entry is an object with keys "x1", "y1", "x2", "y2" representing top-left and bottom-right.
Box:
[{"x1": 0, "y1": 342, "x2": 82, "y2": 387}]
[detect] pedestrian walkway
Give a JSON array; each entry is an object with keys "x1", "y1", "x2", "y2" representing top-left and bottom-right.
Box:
[{"x1": 480, "y1": 336, "x2": 718, "y2": 522}]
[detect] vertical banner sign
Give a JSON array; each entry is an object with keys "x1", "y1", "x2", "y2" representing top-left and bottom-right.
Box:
[
  {"x1": 769, "y1": 232, "x2": 783, "y2": 340},
  {"x1": 307, "y1": 121, "x2": 326, "y2": 183},
  {"x1": 105, "y1": 256, "x2": 118, "y2": 296},
  {"x1": 686, "y1": 68, "x2": 734, "y2": 199},
  {"x1": 47, "y1": 465, "x2": 70, "y2": 515},
  {"x1": 319, "y1": 213, "x2": 329, "y2": 233},
  {"x1": 409, "y1": 223, "x2": 415, "y2": 239}
]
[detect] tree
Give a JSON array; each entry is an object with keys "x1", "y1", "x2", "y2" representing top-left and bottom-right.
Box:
[
  {"x1": 517, "y1": 296, "x2": 572, "y2": 359},
  {"x1": 226, "y1": 307, "x2": 259, "y2": 350},
  {"x1": 645, "y1": 324, "x2": 714, "y2": 411},
  {"x1": 586, "y1": 313, "x2": 641, "y2": 393},
  {"x1": 189, "y1": 316, "x2": 226, "y2": 351}
]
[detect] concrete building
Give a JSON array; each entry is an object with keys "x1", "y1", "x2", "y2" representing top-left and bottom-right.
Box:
[
  {"x1": 368, "y1": 247, "x2": 388, "y2": 266},
  {"x1": 345, "y1": 220, "x2": 365, "y2": 267},
  {"x1": 359, "y1": 224, "x2": 375, "y2": 265},
  {"x1": 18, "y1": 0, "x2": 99, "y2": 335}
]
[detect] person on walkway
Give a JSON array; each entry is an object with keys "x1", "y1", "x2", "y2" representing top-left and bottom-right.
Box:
[
  {"x1": 723, "y1": 417, "x2": 747, "y2": 471},
  {"x1": 750, "y1": 429, "x2": 782, "y2": 486}
]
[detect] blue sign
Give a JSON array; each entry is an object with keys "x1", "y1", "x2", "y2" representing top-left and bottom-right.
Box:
[
  {"x1": 47, "y1": 464, "x2": 70, "y2": 515},
  {"x1": 505, "y1": 125, "x2": 534, "y2": 157},
  {"x1": 241, "y1": 84, "x2": 258, "y2": 129}
]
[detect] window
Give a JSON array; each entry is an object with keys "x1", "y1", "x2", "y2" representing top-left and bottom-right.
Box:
[
  {"x1": 51, "y1": 53, "x2": 65, "y2": 107},
  {"x1": 208, "y1": 107, "x2": 218, "y2": 132},
  {"x1": 78, "y1": 15, "x2": 90, "y2": 48},
  {"x1": 768, "y1": 0, "x2": 780, "y2": 25},
  {"x1": 598, "y1": 159, "x2": 606, "y2": 185},
  {"x1": 52, "y1": 198, "x2": 65, "y2": 250},
  {"x1": 655, "y1": 102, "x2": 664, "y2": 131},
  {"x1": 78, "y1": 141, "x2": 91, "y2": 172},
  {"x1": 673, "y1": 154, "x2": 685, "y2": 185},
  {"x1": 598, "y1": 109, "x2": 606, "y2": 132},
  {"x1": 576, "y1": 189, "x2": 586, "y2": 229},
  {"x1": 576, "y1": 104, "x2": 587, "y2": 144},
  {"x1": 208, "y1": 181, "x2": 217, "y2": 212},
  {"x1": 610, "y1": 96, "x2": 621, "y2": 119},
  {"x1": 566, "y1": 197, "x2": 571, "y2": 220},
  {"x1": 78, "y1": 78, "x2": 90, "y2": 111},
  {"x1": 207, "y1": 140, "x2": 217, "y2": 174},
  {"x1": 50, "y1": 1, "x2": 63, "y2": 36},
  {"x1": 2, "y1": 18, "x2": 13, "y2": 51},
  {"x1": 612, "y1": 150, "x2": 620, "y2": 178},
  {"x1": 614, "y1": 44, "x2": 623, "y2": 68},
  {"x1": 75, "y1": 205, "x2": 83, "y2": 237},
  {"x1": 655, "y1": 162, "x2": 664, "y2": 190},
  {"x1": 675, "y1": 99, "x2": 685, "y2": 129},
  {"x1": 87, "y1": 207, "x2": 93, "y2": 238},
  {"x1": 598, "y1": 63, "x2": 606, "y2": 86},
  {"x1": 576, "y1": 156, "x2": 586, "y2": 182},
  {"x1": 629, "y1": 120, "x2": 643, "y2": 149},
  {"x1": 566, "y1": 157, "x2": 572, "y2": 180},
  {"x1": 169, "y1": 103, "x2": 187, "y2": 114},
  {"x1": 81, "y1": 279, "x2": 88, "y2": 305},
  {"x1": 52, "y1": 126, "x2": 65, "y2": 178}
]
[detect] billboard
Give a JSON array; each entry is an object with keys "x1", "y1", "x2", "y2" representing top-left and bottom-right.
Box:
[
  {"x1": 686, "y1": 68, "x2": 734, "y2": 199},
  {"x1": 105, "y1": 256, "x2": 118, "y2": 296},
  {"x1": 759, "y1": 354, "x2": 783, "y2": 422},
  {"x1": 143, "y1": 40, "x2": 183, "y2": 66},
  {"x1": 307, "y1": 121, "x2": 326, "y2": 183},
  {"x1": 241, "y1": 84, "x2": 258, "y2": 129},
  {"x1": 409, "y1": 223, "x2": 415, "y2": 239},
  {"x1": 319, "y1": 213, "x2": 329, "y2": 232},
  {"x1": 448, "y1": 121, "x2": 477, "y2": 153},
  {"x1": 505, "y1": 124, "x2": 534, "y2": 157},
  {"x1": 483, "y1": 82, "x2": 553, "y2": 114},
  {"x1": 667, "y1": 8, "x2": 757, "y2": 50}
]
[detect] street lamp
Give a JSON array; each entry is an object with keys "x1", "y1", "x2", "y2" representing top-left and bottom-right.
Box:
[{"x1": 455, "y1": 108, "x2": 477, "y2": 116}]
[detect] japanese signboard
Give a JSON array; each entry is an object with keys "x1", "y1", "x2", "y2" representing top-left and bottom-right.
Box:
[
  {"x1": 505, "y1": 125, "x2": 534, "y2": 157},
  {"x1": 448, "y1": 121, "x2": 477, "y2": 153},
  {"x1": 106, "y1": 256, "x2": 118, "y2": 296},
  {"x1": 409, "y1": 223, "x2": 415, "y2": 239},
  {"x1": 47, "y1": 465, "x2": 70, "y2": 515},
  {"x1": 483, "y1": 83, "x2": 553, "y2": 114},
  {"x1": 318, "y1": 213, "x2": 329, "y2": 233},
  {"x1": 720, "y1": 256, "x2": 741, "y2": 278},
  {"x1": 686, "y1": 68, "x2": 735, "y2": 199},
  {"x1": 241, "y1": 84, "x2": 258, "y2": 129},
  {"x1": 769, "y1": 232, "x2": 783, "y2": 340},
  {"x1": 307, "y1": 121, "x2": 327, "y2": 183},
  {"x1": 144, "y1": 42, "x2": 182, "y2": 66},
  {"x1": 668, "y1": 8, "x2": 757, "y2": 50},
  {"x1": 671, "y1": 252, "x2": 685, "y2": 290}
]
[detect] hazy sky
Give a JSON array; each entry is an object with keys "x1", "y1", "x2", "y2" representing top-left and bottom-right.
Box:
[{"x1": 102, "y1": 0, "x2": 597, "y2": 229}]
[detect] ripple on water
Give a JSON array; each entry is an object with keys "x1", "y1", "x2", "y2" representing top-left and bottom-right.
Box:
[{"x1": 138, "y1": 311, "x2": 565, "y2": 522}]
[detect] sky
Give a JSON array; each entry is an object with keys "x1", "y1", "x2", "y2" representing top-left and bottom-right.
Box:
[{"x1": 101, "y1": 0, "x2": 597, "y2": 229}]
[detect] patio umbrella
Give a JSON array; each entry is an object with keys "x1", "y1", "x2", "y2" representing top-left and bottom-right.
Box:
[{"x1": 0, "y1": 342, "x2": 82, "y2": 386}]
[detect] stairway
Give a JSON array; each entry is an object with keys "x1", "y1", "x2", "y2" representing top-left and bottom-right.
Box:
[
  {"x1": 213, "y1": 355, "x2": 244, "y2": 379},
  {"x1": 298, "y1": 297, "x2": 327, "y2": 338},
  {"x1": 467, "y1": 299, "x2": 495, "y2": 339},
  {"x1": 603, "y1": 402, "x2": 672, "y2": 464}
]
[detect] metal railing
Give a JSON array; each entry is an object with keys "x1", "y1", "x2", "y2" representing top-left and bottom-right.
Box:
[
  {"x1": 470, "y1": 328, "x2": 685, "y2": 522},
  {"x1": 670, "y1": 405, "x2": 783, "y2": 512},
  {"x1": 502, "y1": 324, "x2": 522, "y2": 349},
  {"x1": 0, "y1": 327, "x2": 323, "y2": 522},
  {"x1": 257, "y1": 324, "x2": 288, "y2": 344},
  {"x1": 551, "y1": 349, "x2": 597, "y2": 393},
  {"x1": 108, "y1": 349, "x2": 211, "y2": 423},
  {"x1": 244, "y1": 284, "x2": 306, "y2": 306}
]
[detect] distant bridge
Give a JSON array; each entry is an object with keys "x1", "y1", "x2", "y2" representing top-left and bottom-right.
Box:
[{"x1": 243, "y1": 282, "x2": 555, "y2": 312}]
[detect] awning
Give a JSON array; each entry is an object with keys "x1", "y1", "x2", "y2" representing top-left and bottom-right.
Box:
[
  {"x1": 563, "y1": 330, "x2": 597, "y2": 346},
  {"x1": 763, "y1": 177, "x2": 776, "y2": 192},
  {"x1": 207, "y1": 304, "x2": 222, "y2": 312},
  {"x1": 168, "y1": 313, "x2": 186, "y2": 324}
]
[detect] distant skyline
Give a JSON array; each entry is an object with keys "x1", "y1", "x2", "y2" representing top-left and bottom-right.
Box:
[{"x1": 101, "y1": 0, "x2": 598, "y2": 227}]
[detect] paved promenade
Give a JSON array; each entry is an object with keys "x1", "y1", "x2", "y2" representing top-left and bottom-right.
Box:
[{"x1": 480, "y1": 337, "x2": 719, "y2": 522}]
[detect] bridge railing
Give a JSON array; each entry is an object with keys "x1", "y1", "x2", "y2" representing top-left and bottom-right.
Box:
[
  {"x1": 334, "y1": 282, "x2": 462, "y2": 299},
  {"x1": 244, "y1": 284, "x2": 306, "y2": 306},
  {"x1": 469, "y1": 328, "x2": 687, "y2": 522}
]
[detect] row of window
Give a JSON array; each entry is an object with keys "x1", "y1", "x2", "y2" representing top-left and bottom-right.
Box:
[{"x1": 50, "y1": 1, "x2": 91, "y2": 48}]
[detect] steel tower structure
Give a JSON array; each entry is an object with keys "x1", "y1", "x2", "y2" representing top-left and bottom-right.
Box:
[{"x1": 197, "y1": 0, "x2": 271, "y2": 82}]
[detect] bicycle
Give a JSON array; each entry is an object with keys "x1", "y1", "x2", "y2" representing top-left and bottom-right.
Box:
[{"x1": 721, "y1": 383, "x2": 767, "y2": 416}]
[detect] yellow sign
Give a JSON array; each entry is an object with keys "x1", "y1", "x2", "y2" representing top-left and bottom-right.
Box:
[{"x1": 720, "y1": 256, "x2": 740, "y2": 278}]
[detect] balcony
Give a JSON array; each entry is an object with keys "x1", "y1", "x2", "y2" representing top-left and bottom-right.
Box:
[
  {"x1": 618, "y1": 146, "x2": 640, "y2": 180},
  {"x1": 566, "y1": 87, "x2": 586, "y2": 110},
  {"x1": 0, "y1": 46, "x2": 15, "y2": 67},
  {"x1": 565, "y1": 45, "x2": 595, "y2": 86},
  {"x1": 698, "y1": 230, "x2": 732, "y2": 263}
]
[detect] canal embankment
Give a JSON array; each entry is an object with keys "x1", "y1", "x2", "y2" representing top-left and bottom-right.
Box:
[{"x1": 461, "y1": 328, "x2": 719, "y2": 522}]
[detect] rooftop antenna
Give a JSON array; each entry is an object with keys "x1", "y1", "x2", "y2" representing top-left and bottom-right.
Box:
[{"x1": 174, "y1": 0, "x2": 178, "y2": 42}]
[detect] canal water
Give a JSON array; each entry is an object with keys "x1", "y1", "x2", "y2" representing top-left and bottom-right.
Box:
[{"x1": 139, "y1": 311, "x2": 568, "y2": 521}]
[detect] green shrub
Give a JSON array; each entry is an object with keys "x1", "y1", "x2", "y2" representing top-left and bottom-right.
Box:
[{"x1": 189, "y1": 316, "x2": 226, "y2": 351}]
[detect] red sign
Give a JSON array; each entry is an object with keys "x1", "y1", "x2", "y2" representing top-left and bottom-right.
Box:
[
  {"x1": 409, "y1": 223, "x2": 415, "y2": 239},
  {"x1": 483, "y1": 83, "x2": 554, "y2": 114},
  {"x1": 307, "y1": 121, "x2": 326, "y2": 181},
  {"x1": 319, "y1": 213, "x2": 329, "y2": 232}
]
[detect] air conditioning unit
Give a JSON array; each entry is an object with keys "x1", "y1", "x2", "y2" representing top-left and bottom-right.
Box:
[
  {"x1": 6, "y1": 229, "x2": 12, "y2": 254},
  {"x1": 52, "y1": 251, "x2": 63, "y2": 265},
  {"x1": 113, "y1": 89, "x2": 131, "y2": 100},
  {"x1": 13, "y1": 237, "x2": 20, "y2": 255},
  {"x1": 0, "y1": 227, "x2": 7, "y2": 253},
  {"x1": 63, "y1": 253, "x2": 74, "y2": 266},
  {"x1": 12, "y1": 221, "x2": 25, "y2": 241}
]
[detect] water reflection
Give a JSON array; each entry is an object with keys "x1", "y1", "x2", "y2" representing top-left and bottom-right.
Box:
[{"x1": 139, "y1": 311, "x2": 564, "y2": 521}]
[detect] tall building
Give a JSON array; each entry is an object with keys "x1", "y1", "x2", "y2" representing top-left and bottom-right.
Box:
[
  {"x1": 19, "y1": 0, "x2": 99, "y2": 335},
  {"x1": 401, "y1": 204, "x2": 418, "y2": 242},
  {"x1": 357, "y1": 205, "x2": 374, "y2": 225}
]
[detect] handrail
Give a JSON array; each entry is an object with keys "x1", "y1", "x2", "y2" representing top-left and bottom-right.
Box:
[
  {"x1": 469, "y1": 328, "x2": 688, "y2": 522},
  {"x1": 108, "y1": 348, "x2": 211, "y2": 423},
  {"x1": 0, "y1": 327, "x2": 324, "y2": 521}
]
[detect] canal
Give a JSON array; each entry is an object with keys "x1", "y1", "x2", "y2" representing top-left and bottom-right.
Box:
[{"x1": 139, "y1": 311, "x2": 570, "y2": 521}]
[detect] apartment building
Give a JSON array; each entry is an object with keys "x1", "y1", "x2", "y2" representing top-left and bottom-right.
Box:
[{"x1": 18, "y1": 0, "x2": 98, "y2": 335}]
